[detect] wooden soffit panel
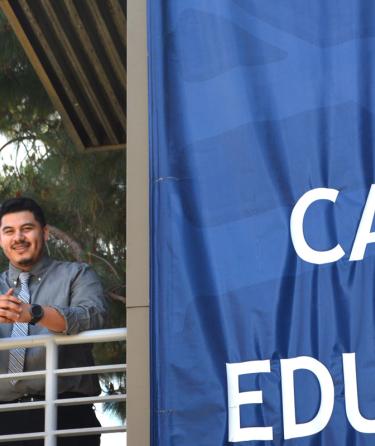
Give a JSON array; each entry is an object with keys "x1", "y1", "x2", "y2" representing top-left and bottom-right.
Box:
[{"x1": 0, "y1": 0, "x2": 126, "y2": 152}]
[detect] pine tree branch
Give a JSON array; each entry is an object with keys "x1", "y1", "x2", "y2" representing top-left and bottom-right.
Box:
[
  {"x1": 13, "y1": 143, "x2": 21, "y2": 178},
  {"x1": 0, "y1": 135, "x2": 35, "y2": 152},
  {"x1": 47, "y1": 224, "x2": 84, "y2": 261},
  {"x1": 88, "y1": 252, "x2": 121, "y2": 280},
  {"x1": 107, "y1": 291, "x2": 126, "y2": 305},
  {"x1": 47, "y1": 227, "x2": 122, "y2": 284}
]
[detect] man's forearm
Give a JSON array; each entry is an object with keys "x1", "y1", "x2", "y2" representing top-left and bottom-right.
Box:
[
  {"x1": 35, "y1": 306, "x2": 66, "y2": 332},
  {"x1": 18, "y1": 304, "x2": 67, "y2": 333},
  {"x1": 0, "y1": 289, "x2": 104, "y2": 334}
]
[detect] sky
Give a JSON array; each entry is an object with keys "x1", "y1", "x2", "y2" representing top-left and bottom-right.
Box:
[
  {"x1": 96, "y1": 403, "x2": 126, "y2": 446},
  {"x1": 0, "y1": 134, "x2": 29, "y2": 171}
]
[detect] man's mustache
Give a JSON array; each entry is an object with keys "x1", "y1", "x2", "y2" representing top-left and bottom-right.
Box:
[{"x1": 11, "y1": 242, "x2": 30, "y2": 249}]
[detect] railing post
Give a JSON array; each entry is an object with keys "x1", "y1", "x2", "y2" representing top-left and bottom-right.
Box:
[{"x1": 44, "y1": 337, "x2": 58, "y2": 446}]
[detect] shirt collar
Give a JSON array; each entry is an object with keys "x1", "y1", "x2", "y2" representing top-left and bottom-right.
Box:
[{"x1": 8, "y1": 254, "x2": 53, "y2": 286}]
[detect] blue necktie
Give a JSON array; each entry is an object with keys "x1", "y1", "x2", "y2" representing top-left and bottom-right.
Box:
[{"x1": 8, "y1": 272, "x2": 31, "y2": 383}]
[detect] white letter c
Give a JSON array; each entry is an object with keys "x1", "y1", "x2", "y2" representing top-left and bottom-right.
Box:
[{"x1": 290, "y1": 188, "x2": 344, "y2": 264}]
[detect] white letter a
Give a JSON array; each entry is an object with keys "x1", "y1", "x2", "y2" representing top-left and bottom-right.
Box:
[{"x1": 350, "y1": 184, "x2": 375, "y2": 261}]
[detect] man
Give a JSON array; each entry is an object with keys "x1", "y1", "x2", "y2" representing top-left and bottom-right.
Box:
[{"x1": 0, "y1": 197, "x2": 108, "y2": 445}]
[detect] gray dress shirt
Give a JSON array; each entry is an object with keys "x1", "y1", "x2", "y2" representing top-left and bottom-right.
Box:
[{"x1": 0, "y1": 254, "x2": 107, "y2": 401}]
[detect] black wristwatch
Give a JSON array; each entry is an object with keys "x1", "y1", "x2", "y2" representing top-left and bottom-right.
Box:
[{"x1": 29, "y1": 304, "x2": 44, "y2": 325}]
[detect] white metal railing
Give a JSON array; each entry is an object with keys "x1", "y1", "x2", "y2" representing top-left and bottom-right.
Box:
[{"x1": 0, "y1": 327, "x2": 127, "y2": 445}]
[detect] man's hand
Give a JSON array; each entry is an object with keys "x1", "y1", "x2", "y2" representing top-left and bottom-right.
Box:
[
  {"x1": 0, "y1": 289, "x2": 23, "y2": 323},
  {"x1": 0, "y1": 289, "x2": 66, "y2": 330}
]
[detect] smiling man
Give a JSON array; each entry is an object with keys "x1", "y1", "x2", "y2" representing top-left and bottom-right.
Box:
[{"x1": 0, "y1": 197, "x2": 108, "y2": 445}]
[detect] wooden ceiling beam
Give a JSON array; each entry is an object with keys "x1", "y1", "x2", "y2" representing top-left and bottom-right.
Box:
[
  {"x1": 64, "y1": 0, "x2": 126, "y2": 132},
  {"x1": 86, "y1": 0, "x2": 126, "y2": 89},
  {"x1": 18, "y1": 0, "x2": 100, "y2": 146},
  {"x1": 40, "y1": 0, "x2": 119, "y2": 144}
]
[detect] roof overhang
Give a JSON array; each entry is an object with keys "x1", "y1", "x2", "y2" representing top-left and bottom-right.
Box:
[{"x1": 0, "y1": 0, "x2": 126, "y2": 152}]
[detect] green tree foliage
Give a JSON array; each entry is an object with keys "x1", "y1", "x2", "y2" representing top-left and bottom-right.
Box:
[
  {"x1": 0, "y1": 14, "x2": 55, "y2": 138},
  {"x1": 0, "y1": 12, "x2": 126, "y2": 418}
]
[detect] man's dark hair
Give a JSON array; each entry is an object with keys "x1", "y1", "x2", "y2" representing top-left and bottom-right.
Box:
[{"x1": 0, "y1": 197, "x2": 46, "y2": 227}]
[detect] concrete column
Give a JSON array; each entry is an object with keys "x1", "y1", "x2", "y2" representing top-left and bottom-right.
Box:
[{"x1": 127, "y1": 0, "x2": 150, "y2": 445}]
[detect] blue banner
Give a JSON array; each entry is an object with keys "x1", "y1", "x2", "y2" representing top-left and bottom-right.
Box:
[{"x1": 149, "y1": 2, "x2": 375, "y2": 445}]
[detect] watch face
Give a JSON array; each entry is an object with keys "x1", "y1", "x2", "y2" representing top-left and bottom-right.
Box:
[
  {"x1": 30, "y1": 304, "x2": 44, "y2": 324},
  {"x1": 31, "y1": 304, "x2": 43, "y2": 318}
]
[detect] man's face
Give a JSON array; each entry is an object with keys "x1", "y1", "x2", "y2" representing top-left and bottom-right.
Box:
[{"x1": 0, "y1": 211, "x2": 48, "y2": 270}]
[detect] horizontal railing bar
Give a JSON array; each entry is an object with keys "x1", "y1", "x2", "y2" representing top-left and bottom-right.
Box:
[
  {"x1": 0, "y1": 364, "x2": 126, "y2": 381},
  {"x1": 0, "y1": 425, "x2": 127, "y2": 442},
  {"x1": 0, "y1": 393, "x2": 126, "y2": 413},
  {"x1": 55, "y1": 328, "x2": 127, "y2": 345},
  {"x1": 0, "y1": 401, "x2": 45, "y2": 412},
  {"x1": 0, "y1": 393, "x2": 126, "y2": 412},
  {"x1": 0, "y1": 431, "x2": 45, "y2": 442},
  {"x1": 55, "y1": 425, "x2": 126, "y2": 437},
  {"x1": 0, "y1": 328, "x2": 127, "y2": 350},
  {"x1": 0, "y1": 370, "x2": 45, "y2": 381},
  {"x1": 56, "y1": 364, "x2": 126, "y2": 376},
  {"x1": 56, "y1": 394, "x2": 126, "y2": 406},
  {"x1": 0, "y1": 334, "x2": 53, "y2": 349}
]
